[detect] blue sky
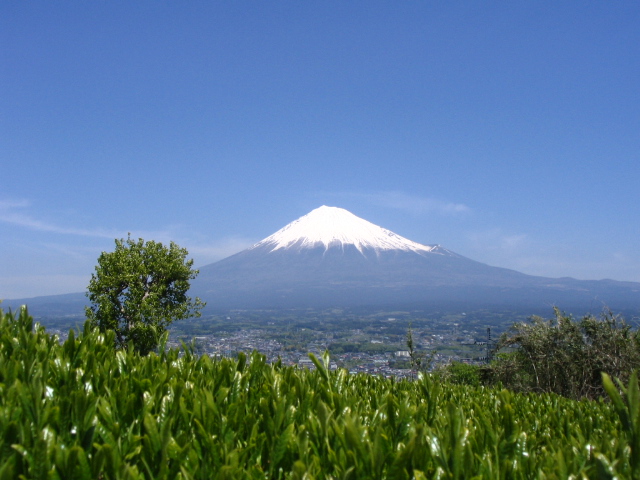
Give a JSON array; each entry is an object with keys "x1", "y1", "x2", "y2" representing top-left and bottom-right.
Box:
[{"x1": 2, "y1": 2, "x2": 639, "y2": 299}]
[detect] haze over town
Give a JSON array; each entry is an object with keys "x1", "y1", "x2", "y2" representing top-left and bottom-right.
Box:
[{"x1": 2, "y1": 2, "x2": 639, "y2": 300}]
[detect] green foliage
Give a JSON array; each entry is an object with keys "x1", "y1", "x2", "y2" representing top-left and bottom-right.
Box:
[
  {"x1": 85, "y1": 235, "x2": 204, "y2": 354},
  {"x1": 602, "y1": 372, "x2": 640, "y2": 478},
  {"x1": 489, "y1": 308, "x2": 640, "y2": 399},
  {"x1": 3, "y1": 304, "x2": 640, "y2": 478},
  {"x1": 406, "y1": 322, "x2": 432, "y2": 373},
  {"x1": 434, "y1": 362, "x2": 482, "y2": 387}
]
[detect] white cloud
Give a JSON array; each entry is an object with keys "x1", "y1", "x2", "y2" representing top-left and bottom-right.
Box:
[
  {"x1": 187, "y1": 236, "x2": 255, "y2": 266},
  {"x1": 0, "y1": 233, "x2": 255, "y2": 298},
  {"x1": 467, "y1": 229, "x2": 528, "y2": 253},
  {"x1": 0, "y1": 274, "x2": 90, "y2": 300},
  {"x1": 0, "y1": 199, "x2": 31, "y2": 209},
  {"x1": 0, "y1": 199, "x2": 185, "y2": 243},
  {"x1": 0, "y1": 198, "x2": 258, "y2": 298},
  {"x1": 461, "y1": 228, "x2": 541, "y2": 273},
  {"x1": 462, "y1": 228, "x2": 640, "y2": 282},
  {"x1": 0, "y1": 198, "x2": 118, "y2": 238}
]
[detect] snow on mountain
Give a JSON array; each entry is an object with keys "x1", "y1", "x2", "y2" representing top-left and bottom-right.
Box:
[
  {"x1": 251, "y1": 205, "x2": 436, "y2": 255},
  {"x1": 7, "y1": 205, "x2": 640, "y2": 315}
]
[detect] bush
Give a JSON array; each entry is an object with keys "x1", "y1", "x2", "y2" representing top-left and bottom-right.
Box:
[
  {"x1": 488, "y1": 308, "x2": 640, "y2": 399},
  {"x1": 434, "y1": 361, "x2": 482, "y2": 387}
]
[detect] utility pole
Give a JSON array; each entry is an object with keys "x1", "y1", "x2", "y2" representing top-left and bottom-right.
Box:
[{"x1": 485, "y1": 327, "x2": 494, "y2": 364}]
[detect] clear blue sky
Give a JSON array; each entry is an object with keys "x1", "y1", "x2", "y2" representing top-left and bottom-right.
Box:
[{"x1": 2, "y1": 2, "x2": 639, "y2": 299}]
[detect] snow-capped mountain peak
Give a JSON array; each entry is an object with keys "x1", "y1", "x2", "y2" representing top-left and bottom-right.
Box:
[{"x1": 251, "y1": 205, "x2": 435, "y2": 254}]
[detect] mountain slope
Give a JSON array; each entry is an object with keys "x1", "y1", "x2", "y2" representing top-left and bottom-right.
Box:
[
  {"x1": 253, "y1": 205, "x2": 435, "y2": 254},
  {"x1": 193, "y1": 206, "x2": 640, "y2": 311},
  {"x1": 5, "y1": 206, "x2": 639, "y2": 315}
]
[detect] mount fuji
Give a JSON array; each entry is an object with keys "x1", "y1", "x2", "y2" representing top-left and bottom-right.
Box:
[
  {"x1": 4, "y1": 206, "x2": 638, "y2": 316},
  {"x1": 192, "y1": 206, "x2": 640, "y2": 312}
]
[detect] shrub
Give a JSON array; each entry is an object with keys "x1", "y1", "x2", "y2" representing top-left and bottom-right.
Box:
[
  {"x1": 434, "y1": 361, "x2": 482, "y2": 387},
  {"x1": 489, "y1": 308, "x2": 640, "y2": 399}
]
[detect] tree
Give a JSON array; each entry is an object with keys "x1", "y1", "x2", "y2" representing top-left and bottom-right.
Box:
[
  {"x1": 434, "y1": 361, "x2": 482, "y2": 387},
  {"x1": 85, "y1": 235, "x2": 205, "y2": 355},
  {"x1": 489, "y1": 308, "x2": 640, "y2": 399},
  {"x1": 406, "y1": 322, "x2": 433, "y2": 376}
]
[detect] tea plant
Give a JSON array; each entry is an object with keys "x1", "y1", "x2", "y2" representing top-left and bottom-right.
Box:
[{"x1": 0, "y1": 306, "x2": 637, "y2": 478}]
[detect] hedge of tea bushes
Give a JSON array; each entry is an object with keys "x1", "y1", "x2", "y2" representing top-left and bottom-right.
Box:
[{"x1": 1, "y1": 305, "x2": 639, "y2": 479}]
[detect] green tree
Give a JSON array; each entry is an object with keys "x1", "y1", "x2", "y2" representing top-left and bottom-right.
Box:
[
  {"x1": 434, "y1": 361, "x2": 482, "y2": 387},
  {"x1": 489, "y1": 308, "x2": 640, "y2": 399},
  {"x1": 406, "y1": 322, "x2": 433, "y2": 375},
  {"x1": 85, "y1": 235, "x2": 205, "y2": 354}
]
